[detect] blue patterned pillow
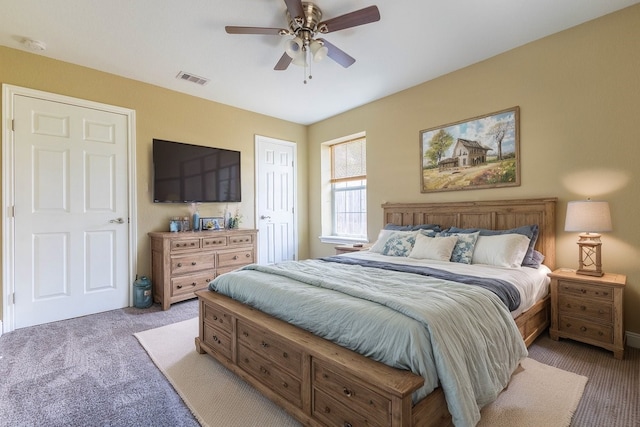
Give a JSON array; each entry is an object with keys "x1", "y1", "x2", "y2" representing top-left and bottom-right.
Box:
[
  {"x1": 381, "y1": 232, "x2": 417, "y2": 257},
  {"x1": 437, "y1": 231, "x2": 480, "y2": 264}
]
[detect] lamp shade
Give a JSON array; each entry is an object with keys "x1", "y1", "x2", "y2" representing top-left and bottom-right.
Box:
[
  {"x1": 310, "y1": 40, "x2": 328, "y2": 62},
  {"x1": 565, "y1": 200, "x2": 612, "y2": 232},
  {"x1": 285, "y1": 37, "x2": 303, "y2": 59}
]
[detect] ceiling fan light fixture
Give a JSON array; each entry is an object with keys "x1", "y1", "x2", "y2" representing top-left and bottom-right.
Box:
[
  {"x1": 285, "y1": 37, "x2": 303, "y2": 59},
  {"x1": 310, "y1": 39, "x2": 328, "y2": 62}
]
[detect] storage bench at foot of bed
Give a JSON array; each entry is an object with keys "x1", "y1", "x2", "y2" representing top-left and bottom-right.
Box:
[{"x1": 194, "y1": 290, "x2": 454, "y2": 427}]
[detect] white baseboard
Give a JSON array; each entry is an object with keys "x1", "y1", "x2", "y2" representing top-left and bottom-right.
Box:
[
  {"x1": 0, "y1": 320, "x2": 3, "y2": 337},
  {"x1": 626, "y1": 331, "x2": 640, "y2": 349}
]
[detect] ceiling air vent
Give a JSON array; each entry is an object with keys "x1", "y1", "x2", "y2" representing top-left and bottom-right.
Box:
[{"x1": 176, "y1": 71, "x2": 210, "y2": 86}]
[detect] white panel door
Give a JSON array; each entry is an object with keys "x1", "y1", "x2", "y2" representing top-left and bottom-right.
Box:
[
  {"x1": 255, "y1": 136, "x2": 296, "y2": 264},
  {"x1": 12, "y1": 95, "x2": 130, "y2": 328}
]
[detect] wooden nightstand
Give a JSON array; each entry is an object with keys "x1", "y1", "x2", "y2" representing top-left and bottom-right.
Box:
[
  {"x1": 548, "y1": 268, "x2": 626, "y2": 359},
  {"x1": 334, "y1": 244, "x2": 370, "y2": 255}
]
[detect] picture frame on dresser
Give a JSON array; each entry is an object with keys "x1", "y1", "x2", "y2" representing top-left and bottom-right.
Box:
[{"x1": 201, "y1": 216, "x2": 224, "y2": 230}]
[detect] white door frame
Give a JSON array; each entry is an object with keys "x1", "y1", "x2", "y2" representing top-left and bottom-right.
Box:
[
  {"x1": 1, "y1": 84, "x2": 137, "y2": 334},
  {"x1": 254, "y1": 135, "x2": 298, "y2": 263}
]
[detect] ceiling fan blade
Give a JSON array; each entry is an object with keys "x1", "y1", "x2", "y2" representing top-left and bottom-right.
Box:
[
  {"x1": 319, "y1": 5, "x2": 380, "y2": 33},
  {"x1": 225, "y1": 26, "x2": 288, "y2": 35},
  {"x1": 317, "y1": 38, "x2": 355, "y2": 68},
  {"x1": 283, "y1": 0, "x2": 305, "y2": 21},
  {"x1": 274, "y1": 52, "x2": 293, "y2": 70}
]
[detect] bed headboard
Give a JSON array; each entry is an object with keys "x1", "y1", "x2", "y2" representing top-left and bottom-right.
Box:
[{"x1": 381, "y1": 198, "x2": 557, "y2": 270}]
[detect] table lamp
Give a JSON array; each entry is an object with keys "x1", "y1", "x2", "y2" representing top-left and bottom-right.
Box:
[{"x1": 564, "y1": 199, "x2": 612, "y2": 277}]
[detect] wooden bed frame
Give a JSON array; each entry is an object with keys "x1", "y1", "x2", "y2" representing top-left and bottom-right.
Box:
[{"x1": 196, "y1": 197, "x2": 556, "y2": 427}]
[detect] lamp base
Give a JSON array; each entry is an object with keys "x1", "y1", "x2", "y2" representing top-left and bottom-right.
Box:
[{"x1": 576, "y1": 268, "x2": 604, "y2": 277}]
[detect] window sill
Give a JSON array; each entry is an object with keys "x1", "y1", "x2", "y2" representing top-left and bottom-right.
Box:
[{"x1": 319, "y1": 236, "x2": 369, "y2": 245}]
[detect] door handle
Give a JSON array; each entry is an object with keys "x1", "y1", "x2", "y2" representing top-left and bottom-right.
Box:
[
  {"x1": 260, "y1": 215, "x2": 271, "y2": 220},
  {"x1": 109, "y1": 218, "x2": 125, "y2": 224}
]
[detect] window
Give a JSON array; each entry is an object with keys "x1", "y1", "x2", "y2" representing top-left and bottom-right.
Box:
[{"x1": 330, "y1": 138, "x2": 367, "y2": 239}]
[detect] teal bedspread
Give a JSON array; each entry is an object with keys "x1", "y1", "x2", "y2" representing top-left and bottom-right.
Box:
[{"x1": 209, "y1": 259, "x2": 527, "y2": 427}]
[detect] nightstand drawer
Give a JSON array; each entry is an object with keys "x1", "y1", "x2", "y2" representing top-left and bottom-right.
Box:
[
  {"x1": 558, "y1": 314, "x2": 613, "y2": 345},
  {"x1": 557, "y1": 280, "x2": 613, "y2": 301},
  {"x1": 557, "y1": 295, "x2": 613, "y2": 323}
]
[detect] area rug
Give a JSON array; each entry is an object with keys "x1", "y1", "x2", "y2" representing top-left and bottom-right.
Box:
[{"x1": 135, "y1": 318, "x2": 587, "y2": 427}]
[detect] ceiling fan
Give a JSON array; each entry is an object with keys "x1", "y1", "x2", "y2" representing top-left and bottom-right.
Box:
[{"x1": 225, "y1": 0, "x2": 380, "y2": 82}]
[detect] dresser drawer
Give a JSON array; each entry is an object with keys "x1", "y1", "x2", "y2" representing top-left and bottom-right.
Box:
[
  {"x1": 229, "y1": 233, "x2": 254, "y2": 246},
  {"x1": 558, "y1": 295, "x2": 612, "y2": 323},
  {"x1": 171, "y1": 271, "x2": 214, "y2": 296},
  {"x1": 237, "y1": 344, "x2": 302, "y2": 408},
  {"x1": 203, "y1": 301, "x2": 233, "y2": 333},
  {"x1": 236, "y1": 320, "x2": 302, "y2": 377},
  {"x1": 203, "y1": 236, "x2": 227, "y2": 248},
  {"x1": 203, "y1": 323, "x2": 232, "y2": 360},
  {"x1": 170, "y1": 238, "x2": 200, "y2": 252},
  {"x1": 313, "y1": 387, "x2": 387, "y2": 427},
  {"x1": 558, "y1": 314, "x2": 613, "y2": 345},
  {"x1": 557, "y1": 280, "x2": 613, "y2": 301},
  {"x1": 218, "y1": 249, "x2": 254, "y2": 267},
  {"x1": 312, "y1": 360, "x2": 390, "y2": 425},
  {"x1": 171, "y1": 253, "x2": 215, "y2": 275}
]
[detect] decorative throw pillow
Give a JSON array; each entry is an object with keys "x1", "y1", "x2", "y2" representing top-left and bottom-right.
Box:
[
  {"x1": 437, "y1": 231, "x2": 480, "y2": 264},
  {"x1": 370, "y1": 230, "x2": 416, "y2": 254},
  {"x1": 380, "y1": 232, "x2": 418, "y2": 257},
  {"x1": 471, "y1": 233, "x2": 531, "y2": 267},
  {"x1": 408, "y1": 233, "x2": 458, "y2": 261}
]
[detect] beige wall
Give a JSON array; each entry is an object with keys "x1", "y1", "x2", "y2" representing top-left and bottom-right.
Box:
[
  {"x1": 0, "y1": 46, "x2": 308, "y2": 321},
  {"x1": 308, "y1": 5, "x2": 640, "y2": 334}
]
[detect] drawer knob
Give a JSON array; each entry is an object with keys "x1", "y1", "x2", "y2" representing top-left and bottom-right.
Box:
[
  {"x1": 323, "y1": 407, "x2": 331, "y2": 414},
  {"x1": 261, "y1": 341, "x2": 269, "y2": 348},
  {"x1": 213, "y1": 315, "x2": 218, "y2": 321},
  {"x1": 344, "y1": 423, "x2": 353, "y2": 427},
  {"x1": 260, "y1": 366, "x2": 269, "y2": 375},
  {"x1": 177, "y1": 285, "x2": 183, "y2": 289},
  {"x1": 243, "y1": 332, "x2": 249, "y2": 337},
  {"x1": 283, "y1": 352, "x2": 288, "y2": 358},
  {"x1": 177, "y1": 263, "x2": 182, "y2": 267},
  {"x1": 343, "y1": 387, "x2": 353, "y2": 398},
  {"x1": 233, "y1": 255, "x2": 239, "y2": 260},
  {"x1": 212, "y1": 335, "x2": 219, "y2": 343},
  {"x1": 580, "y1": 305, "x2": 586, "y2": 311},
  {"x1": 282, "y1": 382, "x2": 288, "y2": 388},
  {"x1": 246, "y1": 253, "x2": 250, "y2": 258},
  {"x1": 191, "y1": 261, "x2": 197, "y2": 265},
  {"x1": 580, "y1": 326, "x2": 587, "y2": 332},
  {"x1": 598, "y1": 331, "x2": 604, "y2": 336},
  {"x1": 581, "y1": 288, "x2": 587, "y2": 294},
  {"x1": 191, "y1": 282, "x2": 196, "y2": 287}
]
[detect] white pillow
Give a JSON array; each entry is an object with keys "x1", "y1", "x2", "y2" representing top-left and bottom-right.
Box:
[
  {"x1": 408, "y1": 233, "x2": 458, "y2": 261},
  {"x1": 471, "y1": 234, "x2": 531, "y2": 268},
  {"x1": 369, "y1": 230, "x2": 417, "y2": 254}
]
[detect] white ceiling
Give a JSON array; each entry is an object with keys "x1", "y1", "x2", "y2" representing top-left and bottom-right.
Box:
[{"x1": 1, "y1": 0, "x2": 638, "y2": 125}]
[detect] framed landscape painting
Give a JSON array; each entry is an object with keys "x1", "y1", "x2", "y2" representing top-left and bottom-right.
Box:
[{"x1": 420, "y1": 106, "x2": 520, "y2": 193}]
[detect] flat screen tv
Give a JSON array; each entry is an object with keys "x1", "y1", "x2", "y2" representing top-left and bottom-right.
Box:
[{"x1": 152, "y1": 139, "x2": 241, "y2": 203}]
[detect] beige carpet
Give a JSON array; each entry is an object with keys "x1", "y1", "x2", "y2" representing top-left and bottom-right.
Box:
[{"x1": 135, "y1": 318, "x2": 587, "y2": 427}]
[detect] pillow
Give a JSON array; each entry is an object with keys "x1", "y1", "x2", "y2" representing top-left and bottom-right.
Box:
[
  {"x1": 369, "y1": 230, "x2": 416, "y2": 254},
  {"x1": 527, "y1": 250, "x2": 545, "y2": 268},
  {"x1": 430, "y1": 230, "x2": 479, "y2": 264},
  {"x1": 408, "y1": 234, "x2": 458, "y2": 261},
  {"x1": 471, "y1": 234, "x2": 531, "y2": 268},
  {"x1": 380, "y1": 232, "x2": 418, "y2": 257},
  {"x1": 384, "y1": 223, "x2": 441, "y2": 232},
  {"x1": 446, "y1": 225, "x2": 540, "y2": 268}
]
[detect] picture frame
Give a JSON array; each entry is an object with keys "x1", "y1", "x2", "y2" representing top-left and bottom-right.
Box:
[
  {"x1": 420, "y1": 106, "x2": 520, "y2": 193},
  {"x1": 200, "y1": 216, "x2": 225, "y2": 231}
]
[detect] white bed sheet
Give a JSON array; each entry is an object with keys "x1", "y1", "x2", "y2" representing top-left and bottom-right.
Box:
[{"x1": 339, "y1": 250, "x2": 551, "y2": 318}]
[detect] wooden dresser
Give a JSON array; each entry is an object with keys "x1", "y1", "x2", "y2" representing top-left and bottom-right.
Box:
[
  {"x1": 549, "y1": 268, "x2": 626, "y2": 359},
  {"x1": 149, "y1": 229, "x2": 257, "y2": 310}
]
